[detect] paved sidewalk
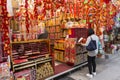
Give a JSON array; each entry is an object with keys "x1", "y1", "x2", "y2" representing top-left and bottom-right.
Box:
[{"x1": 68, "y1": 52, "x2": 120, "y2": 80}]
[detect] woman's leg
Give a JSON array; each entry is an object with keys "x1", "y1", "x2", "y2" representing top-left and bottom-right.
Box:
[
  {"x1": 92, "y1": 56, "x2": 96, "y2": 72},
  {"x1": 87, "y1": 56, "x2": 92, "y2": 74}
]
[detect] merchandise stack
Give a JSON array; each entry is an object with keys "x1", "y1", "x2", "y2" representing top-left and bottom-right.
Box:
[
  {"x1": 54, "y1": 40, "x2": 65, "y2": 62},
  {"x1": 11, "y1": 40, "x2": 54, "y2": 80}
]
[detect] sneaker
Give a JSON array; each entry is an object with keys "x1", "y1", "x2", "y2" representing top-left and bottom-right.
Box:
[
  {"x1": 93, "y1": 72, "x2": 96, "y2": 76},
  {"x1": 86, "y1": 73, "x2": 93, "y2": 78}
]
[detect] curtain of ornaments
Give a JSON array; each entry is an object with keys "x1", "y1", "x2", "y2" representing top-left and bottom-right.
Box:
[{"x1": 0, "y1": 0, "x2": 10, "y2": 61}]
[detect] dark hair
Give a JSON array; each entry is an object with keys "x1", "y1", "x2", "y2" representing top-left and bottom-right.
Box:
[{"x1": 88, "y1": 28, "x2": 94, "y2": 36}]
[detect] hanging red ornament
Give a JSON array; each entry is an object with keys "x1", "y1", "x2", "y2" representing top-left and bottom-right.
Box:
[
  {"x1": 104, "y1": 0, "x2": 111, "y2": 4},
  {"x1": 1, "y1": 0, "x2": 11, "y2": 56}
]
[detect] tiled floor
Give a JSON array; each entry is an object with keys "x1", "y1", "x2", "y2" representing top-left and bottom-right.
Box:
[{"x1": 68, "y1": 52, "x2": 120, "y2": 80}]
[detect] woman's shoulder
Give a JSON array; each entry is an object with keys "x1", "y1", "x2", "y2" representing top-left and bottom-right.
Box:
[
  {"x1": 91, "y1": 34, "x2": 99, "y2": 39},
  {"x1": 91, "y1": 34, "x2": 97, "y2": 37}
]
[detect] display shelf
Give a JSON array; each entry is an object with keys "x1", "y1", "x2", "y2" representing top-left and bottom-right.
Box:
[
  {"x1": 54, "y1": 48, "x2": 65, "y2": 51},
  {"x1": 14, "y1": 63, "x2": 35, "y2": 71},
  {"x1": 35, "y1": 57, "x2": 51, "y2": 62},
  {"x1": 13, "y1": 57, "x2": 51, "y2": 67},
  {"x1": 11, "y1": 39, "x2": 49, "y2": 44},
  {"x1": 10, "y1": 39, "x2": 54, "y2": 79},
  {"x1": 36, "y1": 58, "x2": 52, "y2": 64},
  {"x1": 13, "y1": 60, "x2": 34, "y2": 67},
  {"x1": 14, "y1": 58, "x2": 52, "y2": 71},
  {"x1": 53, "y1": 38, "x2": 88, "y2": 66}
]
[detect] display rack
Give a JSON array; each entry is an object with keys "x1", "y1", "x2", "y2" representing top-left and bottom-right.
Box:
[
  {"x1": 54, "y1": 38, "x2": 87, "y2": 66},
  {"x1": 54, "y1": 40, "x2": 65, "y2": 62},
  {"x1": 45, "y1": 16, "x2": 63, "y2": 45},
  {"x1": 10, "y1": 39, "x2": 54, "y2": 80},
  {"x1": 54, "y1": 28, "x2": 88, "y2": 65}
]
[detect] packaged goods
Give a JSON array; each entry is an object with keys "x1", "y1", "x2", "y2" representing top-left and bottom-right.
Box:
[
  {"x1": 0, "y1": 62, "x2": 10, "y2": 80},
  {"x1": 14, "y1": 69, "x2": 36, "y2": 80},
  {"x1": 37, "y1": 62, "x2": 54, "y2": 79}
]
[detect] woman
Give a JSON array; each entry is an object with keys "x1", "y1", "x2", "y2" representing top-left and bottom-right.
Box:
[{"x1": 81, "y1": 28, "x2": 99, "y2": 78}]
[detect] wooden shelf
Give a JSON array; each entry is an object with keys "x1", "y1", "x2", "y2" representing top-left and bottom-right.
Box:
[
  {"x1": 14, "y1": 63, "x2": 35, "y2": 71},
  {"x1": 36, "y1": 59, "x2": 52, "y2": 65},
  {"x1": 35, "y1": 57, "x2": 51, "y2": 62},
  {"x1": 13, "y1": 60, "x2": 34, "y2": 67},
  {"x1": 54, "y1": 48, "x2": 65, "y2": 51},
  {"x1": 50, "y1": 38, "x2": 61, "y2": 40},
  {"x1": 11, "y1": 39, "x2": 49, "y2": 44},
  {"x1": 13, "y1": 57, "x2": 52, "y2": 71}
]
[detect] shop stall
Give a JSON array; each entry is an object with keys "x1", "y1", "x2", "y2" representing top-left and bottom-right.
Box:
[{"x1": 0, "y1": 0, "x2": 120, "y2": 80}]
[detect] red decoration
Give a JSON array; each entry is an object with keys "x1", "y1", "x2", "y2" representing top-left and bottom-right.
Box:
[
  {"x1": 104, "y1": 0, "x2": 111, "y2": 4},
  {"x1": 1, "y1": 0, "x2": 10, "y2": 56},
  {"x1": 25, "y1": 0, "x2": 29, "y2": 33}
]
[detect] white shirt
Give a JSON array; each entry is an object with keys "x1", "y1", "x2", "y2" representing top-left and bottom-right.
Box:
[{"x1": 83, "y1": 34, "x2": 99, "y2": 56}]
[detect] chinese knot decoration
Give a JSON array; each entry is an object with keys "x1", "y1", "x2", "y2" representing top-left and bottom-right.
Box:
[{"x1": 1, "y1": 0, "x2": 10, "y2": 55}]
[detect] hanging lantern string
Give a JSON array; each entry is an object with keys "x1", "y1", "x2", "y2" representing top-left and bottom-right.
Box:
[{"x1": 25, "y1": 0, "x2": 29, "y2": 33}]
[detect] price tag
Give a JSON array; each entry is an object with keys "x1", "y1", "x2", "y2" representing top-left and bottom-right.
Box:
[
  {"x1": 90, "y1": 20, "x2": 93, "y2": 22},
  {"x1": 84, "y1": 0, "x2": 88, "y2": 4},
  {"x1": 83, "y1": 20, "x2": 86, "y2": 24},
  {"x1": 110, "y1": 12, "x2": 113, "y2": 15}
]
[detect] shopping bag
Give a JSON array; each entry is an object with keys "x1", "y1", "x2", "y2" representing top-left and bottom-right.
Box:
[
  {"x1": 98, "y1": 40, "x2": 104, "y2": 54},
  {"x1": 86, "y1": 37, "x2": 97, "y2": 51}
]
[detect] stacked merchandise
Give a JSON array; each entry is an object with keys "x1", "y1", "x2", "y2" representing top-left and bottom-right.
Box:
[
  {"x1": 54, "y1": 28, "x2": 88, "y2": 65},
  {"x1": 54, "y1": 40, "x2": 65, "y2": 62},
  {"x1": 65, "y1": 38, "x2": 77, "y2": 65},
  {"x1": 45, "y1": 18, "x2": 62, "y2": 44},
  {"x1": 65, "y1": 38, "x2": 87, "y2": 66},
  {"x1": 37, "y1": 62, "x2": 54, "y2": 80},
  {"x1": 75, "y1": 45, "x2": 87, "y2": 65},
  {"x1": 14, "y1": 69, "x2": 36, "y2": 80},
  {"x1": 54, "y1": 38, "x2": 87, "y2": 66},
  {"x1": 12, "y1": 41, "x2": 49, "y2": 64},
  {"x1": 0, "y1": 62, "x2": 13, "y2": 80},
  {"x1": 11, "y1": 40, "x2": 54, "y2": 80}
]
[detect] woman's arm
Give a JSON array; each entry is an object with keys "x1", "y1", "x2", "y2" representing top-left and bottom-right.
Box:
[{"x1": 81, "y1": 36, "x2": 91, "y2": 46}]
